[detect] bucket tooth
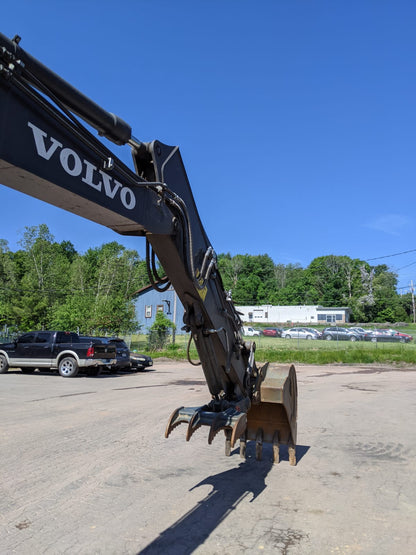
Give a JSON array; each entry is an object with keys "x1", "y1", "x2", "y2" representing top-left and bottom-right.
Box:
[
  {"x1": 208, "y1": 413, "x2": 223, "y2": 445},
  {"x1": 186, "y1": 410, "x2": 203, "y2": 441},
  {"x1": 240, "y1": 431, "x2": 247, "y2": 459},
  {"x1": 289, "y1": 443, "x2": 297, "y2": 466},
  {"x1": 256, "y1": 428, "x2": 263, "y2": 461},
  {"x1": 273, "y1": 431, "x2": 280, "y2": 464},
  {"x1": 225, "y1": 413, "x2": 247, "y2": 456},
  {"x1": 230, "y1": 412, "x2": 247, "y2": 448},
  {"x1": 224, "y1": 429, "x2": 232, "y2": 456},
  {"x1": 165, "y1": 406, "x2": 184, "y2": 438}
]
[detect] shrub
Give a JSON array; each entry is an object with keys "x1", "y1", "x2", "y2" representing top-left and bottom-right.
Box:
[{"x1": 148, "y1": 312, "x2": 176, "y2": 351}]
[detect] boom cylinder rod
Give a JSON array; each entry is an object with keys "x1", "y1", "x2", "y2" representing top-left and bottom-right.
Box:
[{"x1": 0, "y1": 32, "x2": 132, "y2": 146}]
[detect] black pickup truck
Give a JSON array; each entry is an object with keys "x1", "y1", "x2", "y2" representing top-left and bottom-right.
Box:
[{"x1": 0, "y1": 331, "x2": 117, "y2": 377}]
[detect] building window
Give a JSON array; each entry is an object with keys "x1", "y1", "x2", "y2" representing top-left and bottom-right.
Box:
[
  {"x1": 317, "y1": 314, "x2": 326, "y2": 321},
  {"x1": 145, "y1": 305, "x2": 152, "y2": 318},
  {"x1": 156, "y1": 305, "x2": 164, "y2": 313},
  {"x1": 248, "y1": 312, "x2": 253, "y2": 320},
  {"x1": 336, "y1": 314, "x2": 342, "y2": 321},
  {"x1": 326, "y1": 314, "x2": 336, "y2": 323}
]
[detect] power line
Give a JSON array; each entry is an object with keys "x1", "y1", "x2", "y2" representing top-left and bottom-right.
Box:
[
  {"x1": 366, "y1": 248, "x2": 416, "y2": 261},
  {"x1": 396, "y1": 260, "x2": 416, "y2": 271}
]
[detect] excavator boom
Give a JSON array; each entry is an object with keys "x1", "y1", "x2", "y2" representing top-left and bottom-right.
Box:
[{"x1": 0, "y1": 32, "x2": 297, "y2": 463}]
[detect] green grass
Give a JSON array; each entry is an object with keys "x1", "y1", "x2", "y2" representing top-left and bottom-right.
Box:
[{"x1": 127, "y1": 331, "x2": 416, "y2": 366}]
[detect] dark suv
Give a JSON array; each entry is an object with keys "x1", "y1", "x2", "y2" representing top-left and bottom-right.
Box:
[
  {"x1": 322, "y1": 327, "x2": 361, "y2": 342},
  {"x1": 80, "y1": 336, "x2": 131, "y2": 370}
]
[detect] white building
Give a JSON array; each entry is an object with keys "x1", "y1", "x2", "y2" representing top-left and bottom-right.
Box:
[{"x1": 236, "y1": 305, "x2": 351, "y2": 325}]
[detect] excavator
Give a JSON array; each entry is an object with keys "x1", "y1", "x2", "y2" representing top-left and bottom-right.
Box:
[{"x1": 0, "y1": 32, "x2": 297, "y2": 464}]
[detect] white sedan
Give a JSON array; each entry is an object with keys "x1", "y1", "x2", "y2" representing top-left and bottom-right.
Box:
[{"x1": 281, "y1": 327, "x2": 320, "y2": 340}]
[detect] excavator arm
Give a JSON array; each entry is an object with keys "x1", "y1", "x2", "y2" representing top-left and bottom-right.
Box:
[{"x1": 0, "y1": 32, "x2": 297, "y2": 463}]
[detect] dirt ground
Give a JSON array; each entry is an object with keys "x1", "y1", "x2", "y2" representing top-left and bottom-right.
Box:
[{"x1": 0, "y1": 360, "x2": 415, "y2": 554}]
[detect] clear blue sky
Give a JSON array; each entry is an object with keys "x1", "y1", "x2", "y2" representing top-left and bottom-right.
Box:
[{"x1": 1, "y1": 1, "x2": 416, "y2": 292}]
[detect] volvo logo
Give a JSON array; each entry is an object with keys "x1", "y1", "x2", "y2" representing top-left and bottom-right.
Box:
[{"x1": 27, "y1": 121, "x2": 136, "y2": 210}]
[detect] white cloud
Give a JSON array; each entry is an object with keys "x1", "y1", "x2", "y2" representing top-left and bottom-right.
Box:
[{"x1": 364, "y1": 214, "x2": 411, "y2": 236}]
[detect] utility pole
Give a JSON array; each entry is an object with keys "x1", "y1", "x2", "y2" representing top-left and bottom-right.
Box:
[
  {"x1": 172, "y1": 291, "x2": 177, "y2": 345},
  {"x1": 411, "y1": 281, "x2": 415, "y2": 324}
]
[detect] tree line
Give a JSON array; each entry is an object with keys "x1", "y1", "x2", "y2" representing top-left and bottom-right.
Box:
[
  {"x1": 218, "y1": 253, "x2": 412, "y2": 323},
  {"x1": 0, "y1": 225, "x2": 148, "y2": 334},
  {"x1": 0, "y1": 225, "x2": 411, "y2": 334}
]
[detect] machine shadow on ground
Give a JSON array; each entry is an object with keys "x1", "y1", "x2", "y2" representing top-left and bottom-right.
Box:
[{"x1": 138, "y1": 443, "x2": 310, "y2": 555}]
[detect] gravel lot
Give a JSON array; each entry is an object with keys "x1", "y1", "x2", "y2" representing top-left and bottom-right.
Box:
[{"x1": 0, "y1": 361, "x2": 415, "y2": 554}]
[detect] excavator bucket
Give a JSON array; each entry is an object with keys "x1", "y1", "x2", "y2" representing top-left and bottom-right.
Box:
[
  {"x1": 165, "y1": 363, "x2": 297, "y2": 465},
  {"x1": 244, "y1": 363, "x2": 297, "y2": 465}
]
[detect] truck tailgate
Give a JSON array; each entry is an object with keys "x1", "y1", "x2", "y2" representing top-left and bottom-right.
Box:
[{"x1": 93, "y1": 343, "x2": 117, "y2": 359}]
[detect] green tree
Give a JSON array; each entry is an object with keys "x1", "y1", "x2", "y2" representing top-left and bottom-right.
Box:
[
  {"x1": 218, "y1": 253, "x2": 277, "y2": 304},
  {"x1": 304, "y1": 255, "x2": 353, "y2": 306},
  {"x1": 0, "y1": 240, "x2": 17, "y2": 327},
  {"x1": 371, "y1": 265, "x2": 403, "y2": 322},
  {"x1": 50, "y1": 241, "x2": 146, "y2": 334},
  {"x1": 148, "y1": 311, "x2": 175, "y2": 350},
  {"x1": 9, "y1": 225, "x2": 71, "y2": 329},
  {"x1": 270, "y1": 263, "x2": 306, "y2": 304},
  {"x1": 397, "y1": 292, "x2": 414, "y2": 322}
]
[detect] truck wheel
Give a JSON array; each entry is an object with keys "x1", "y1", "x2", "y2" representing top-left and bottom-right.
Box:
[
  {"x1": 58, "y1": 357, "x2": 79, "y2": 377},
  {"x1": 0, "y1": 354, "x2": 9, "y2": 374},
  {"x1": 349, "y1": 336, "x2": 357, "y2": 342}
]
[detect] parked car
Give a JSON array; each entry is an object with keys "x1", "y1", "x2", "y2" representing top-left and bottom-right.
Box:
[
  {"x1": 302, "y1": 327, "x2": 323, "y2": 340},
  {"x1": 282, "y1": 327, "x2": 320, "y2": 340},
  {"x1": 262, "y1": 327, "x2": 283, "y2": 337},
  {"x1": 386, "y1": 329, "x2": 413, "y2": 342},
  {"x1": 349, "y1": 327, "x2": 372, "y2": 337},
  {"x1": 364, "y1": 329, "x2": 413, "y2": 343},
  {"x1": 80, "y1": 336, "x2": 131, "y2": 370},
  {"x1": 322, "y1": 327, "x2": 361, "y2": 341},
  {"x1": 130, "y1": 352, "x2": 154, "y2": 370},
  {"x1": 242, "y1": 326, "x2": 261, "y2": 337}
]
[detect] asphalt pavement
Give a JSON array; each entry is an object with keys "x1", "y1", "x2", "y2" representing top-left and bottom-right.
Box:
[{"x1": 0, "y1": 361, "x2": 415, "y2": 554}]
